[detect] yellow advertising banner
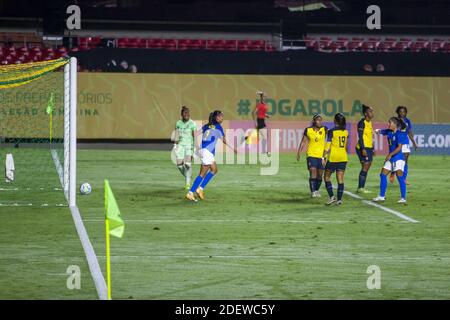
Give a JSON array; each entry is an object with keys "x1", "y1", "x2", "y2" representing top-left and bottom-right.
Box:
[{"x1": 1, "y1": 72, "x2": 449, "y2": 139}]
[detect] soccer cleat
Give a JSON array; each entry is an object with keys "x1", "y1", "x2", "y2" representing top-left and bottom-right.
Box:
[
  {"x1": 325, "y1": 196, "x2": 337, "y2": 205},
  {"x1": 311, "y1": 191, "x2": 317, "y2": 198},
  {"x1": 185, "y1": 192, "x2": 197, "y2": 202},
  {"x1": 185, "y1": 183, "x2": 191, "y2": 191},
  {"x1": 357, "y1": 188, "x2": 372, "y2": 194},
  {"x1": 397, "y1": 198, "x2": 407, "y2": 204},
  {"x1": 196, "y1": 187, "x2": 205, "y2": 200},
  {"x1": 315, "y1": 191, "x2": 322, "y2": 198},
  {"x1": 372, "y1": 196, "x2": 386, "y2": 202},
  {"x1": 336, "y1": 200, "x2": 342, "y2": 205},
  {"x1": 389, "y1": 174, "x2": 395, "y2": 183}
]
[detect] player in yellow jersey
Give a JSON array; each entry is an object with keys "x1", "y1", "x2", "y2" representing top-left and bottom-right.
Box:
[
  {"x1": 322, "y1": 113, "x2": 349, "y2": 205},
  {"x1": 355, "y1": 105, "x2": 375, "y2": 194},
  {"x1": 296, "y1": 114, "x2": 328, "y2": 198}
]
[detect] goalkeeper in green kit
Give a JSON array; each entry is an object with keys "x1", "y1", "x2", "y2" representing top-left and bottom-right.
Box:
[{"x1": 172, "y1": 106, "x2": 198, "y2": 190}]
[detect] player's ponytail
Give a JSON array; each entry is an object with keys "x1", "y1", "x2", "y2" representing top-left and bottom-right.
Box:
[
  {"x1": 389, "y1": 117, "x2": 406, "y2": 130},
  {"x1": 334, "y1": 112, "x2": 346, "y2": 130},
  {"x1": 207, "y1": 110, "x2": 222, "y2": 126}
]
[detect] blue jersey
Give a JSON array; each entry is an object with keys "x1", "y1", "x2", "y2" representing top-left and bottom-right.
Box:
[
  {"x1": 401, "y1": 117, "x2": 412, "y2": 143},
  {"x1": 201, "y1": 123, "x2": 224, "y2": 155},
  {"x1": 380, "y1": 129, "x2": 408, "y2": 161}
]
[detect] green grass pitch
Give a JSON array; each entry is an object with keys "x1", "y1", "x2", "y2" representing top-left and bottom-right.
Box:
[{"x1": 1, "y1": 148, "x2": 449, "y2": 299}]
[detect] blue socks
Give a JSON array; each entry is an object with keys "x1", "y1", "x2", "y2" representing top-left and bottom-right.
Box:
[
  {"x1": 316, "y1": 178, "x2": 322, "y2": 191},
  {"x1": 309, "y1": 178, "x2": 316, "y2": 193},
  {"x1": 337, "y1": 183, "x2": 344, "y2": 201},
  {"x1": 379, "y1": 173, "x2": 406, "y2": 199},
  {"x1": 397, "y1": 175, "x2": 407, "y2": 199},
  {"x1": 325, "y1": 181, "x2": 333, "y2": 197},
  {"x1": 189, "y1": 172, "x2": 216, "y2": 194},
  {"x1": 379, "y1": 173, "x2": 387, "y2": 197},
  {"x1": 189, "y1": 176, "x2": 203, "y2": 193},
  {"x1": 200, "y1": 171, "x2": 215, "y2": 189},
  {"x1": 358, "y1": 170, "x2": 368, "y2": 189}
]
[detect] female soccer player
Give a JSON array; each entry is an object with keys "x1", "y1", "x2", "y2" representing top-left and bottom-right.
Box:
[
  {"x1": 355, "y1": 104, "x2": 375, "y2": 193},
  {"x1": 296, "y1": 114, "x2": 327, "y2": 198},
  {"x1": 251, "y1": 91, "x2": 271, "y2": 155},
  {"x1": 185, "y1": 110, "x2": 237, "y2": 202},
  {"x1": 322, "y1": 113, "x2": 348, "y2": 205},
  {"x1": 373, "y1": 117, "x2": 409, "y2": 204},
  {"x1": 172, "y1": 106, "x2": 197, "y2": 190},
  {"x1": 389, "y1": 106, "x2": 418, "y2": 184}
]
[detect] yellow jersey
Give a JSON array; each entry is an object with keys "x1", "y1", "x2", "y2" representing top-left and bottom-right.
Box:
[
  {"x1": 326, "y1": 128, "x2": 349, "y2": 162},
  {"x1": 356, "y1": 118, "x2": 373, "y2": 149},
  {"x1": 304, "y1": 126, "x2": 327, "y2": 158}
]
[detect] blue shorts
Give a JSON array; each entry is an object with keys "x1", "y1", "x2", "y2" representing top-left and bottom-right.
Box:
[
  {"x1": 325, "y1": 161, "x2": 347, "y2": 172},
  {"x1": 356, "y1": 147, "x2": 374, "y2": 163},
  {"x1": 306, "y1": 157, "x2": 324, "y2": 170}
]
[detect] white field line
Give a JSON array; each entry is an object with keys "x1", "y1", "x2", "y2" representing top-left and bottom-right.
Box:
[
  {"x1": 69, "y1": 206, "x2": 108, "y2": 300},
  {"x1": 0, "y1": 187, "x2": 63, "y2": 191},
  {"x1": 0, "y1": 203, "x2": 67, "y2": 207},
  {"x1": 51, "y1": 149, "x2": 107, "y2": 299},
  {"x1": 343, "y1": 190, "x2": 419, "y2": 223},
  {"x1": 95, "y1": 255, "x2": 450, "y2": 261},
  {"x1": 83, "y1": 219, "x2": 382, "y2": 224}
]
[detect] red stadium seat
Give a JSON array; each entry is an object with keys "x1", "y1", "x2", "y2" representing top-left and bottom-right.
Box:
[
  {"x1": 330, "y1": 41, "x2": 346, "y2": 51},
  {"x1": 347, "y1": 41, "x2": 362, "y2": 51},
  {"x1": 305, "y1": 38, "x2": 317, "y2": 48},
  {"x1": 377, "y1": 41, "x2": 394, "y2": 52}
]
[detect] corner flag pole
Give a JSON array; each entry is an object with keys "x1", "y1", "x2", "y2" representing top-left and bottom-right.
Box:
[
  {"x1": 105, "y1": 217, "x2": 112, "y2": 300},
  {"x1": 105, "y1": 182, "x2": 112, "y2": 300},
  {"x1": 104, "y1": 179, "x2": 124, "y2": 300}
]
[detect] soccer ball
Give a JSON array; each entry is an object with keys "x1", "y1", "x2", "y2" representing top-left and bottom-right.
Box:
[{"x1": 80, "y1": 183, "x2": 92, "y2": 195}]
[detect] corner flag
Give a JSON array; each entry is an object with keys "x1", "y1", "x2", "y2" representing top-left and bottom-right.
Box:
[
  {"x1": 104, "y1": 179, "x2": 124, "y2": 300},
  {"x1": 46, "y1": 93, "x2": 55, "y2": 143},
  {"x1": 105, "y1": 179, "x2": 124, "y2": 238}
]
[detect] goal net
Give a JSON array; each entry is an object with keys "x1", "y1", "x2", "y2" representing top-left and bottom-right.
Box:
[{"x1": 0, "y1": 57, "x2": 77, "y2": 207}]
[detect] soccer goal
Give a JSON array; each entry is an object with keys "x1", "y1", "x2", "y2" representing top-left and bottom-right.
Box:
[{"x1": 0, "y1": 57, "x2": 77, "y2": 207}]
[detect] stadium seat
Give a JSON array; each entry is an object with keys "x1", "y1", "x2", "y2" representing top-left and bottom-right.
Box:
[
  {"x1": 378, "y1": 41, "x2": 394, "y2": 52},
  {"x1": 347, "y1": 41, "x2": 362, "y2": 51}
]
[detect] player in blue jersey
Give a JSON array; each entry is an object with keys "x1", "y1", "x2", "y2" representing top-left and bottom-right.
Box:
[
  {"x1": 373, "y1": 117, "x2": 409, "y2": 204},
  {"x1": 389, "y1": 106, "x2": 418, "y2": 184},
  {"x1": 185, "y1": 110, "x2": 237, "y2": 202}
]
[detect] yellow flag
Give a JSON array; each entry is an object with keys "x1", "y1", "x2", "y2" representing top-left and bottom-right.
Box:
[{"x1": 105, "y1": 180, "x2": 124, "y2": 238}]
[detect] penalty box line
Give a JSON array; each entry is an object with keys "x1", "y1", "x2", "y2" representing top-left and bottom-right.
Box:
[{"x1": 343, "y1": 190, "x2": 419, "y2": 223}]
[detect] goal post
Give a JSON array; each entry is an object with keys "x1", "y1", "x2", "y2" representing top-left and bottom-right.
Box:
[
  {"x1": 0, "y1": 57, "x2": 77, "y2": 207},
  {"x1": 68, "y1": 57, "x2": 77, "y2": 207}
]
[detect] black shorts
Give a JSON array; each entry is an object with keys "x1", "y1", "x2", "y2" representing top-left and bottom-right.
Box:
[
  {"x1": 306, "y1": 157, "x2": 324, "y2": 170},
  {"x1": 256, "y1": 118, "x2": 266, "y2": 129},
  {"x1": 325, "y1": 161, "x2": 347, "y2": 172},
  {"x1": 356, "y1": 147, "x2": 374, "y2": 163}
]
